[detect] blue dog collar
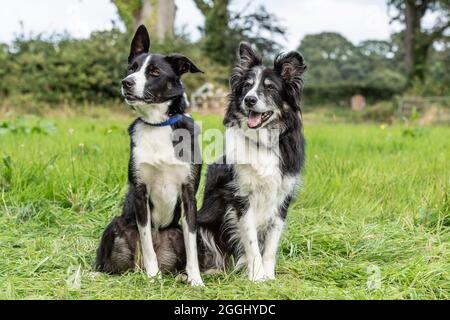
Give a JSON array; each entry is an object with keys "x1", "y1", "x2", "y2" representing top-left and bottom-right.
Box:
[{"x1": 140, "y1": 114, "x2": 184, "y2": 127}]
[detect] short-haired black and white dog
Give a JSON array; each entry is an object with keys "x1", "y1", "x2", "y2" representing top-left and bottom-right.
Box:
[
  {"x1": 95, "y1": 25, "x2": 204, "y2": 286},
  {"x1": 196, "y1": 43, "x2": 307, "y2": 281}
]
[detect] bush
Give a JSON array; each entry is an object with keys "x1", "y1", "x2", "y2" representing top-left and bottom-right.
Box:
[
  {"x1": 0, "y1": 29, "x2": 228, "y2": 106},
  {"x1": 303, "y1": 82, "x2": 403, "y2": 106},
  {"x1": 361, "y1": 101, "x2": 396, "y2": 123}
]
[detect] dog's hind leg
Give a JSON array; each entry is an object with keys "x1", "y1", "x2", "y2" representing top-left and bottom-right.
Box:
[
  {"x1": 95, "y1": 216, "x2": 185, "y2": 274},
  {"x1": 95, "y1": 184, "x2": 158, "y2": 276},
  {"x1": 94, "y1": 216, "x2": 138, "y2": 274}
]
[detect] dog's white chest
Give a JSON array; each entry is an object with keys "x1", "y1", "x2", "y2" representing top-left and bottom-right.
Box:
[
  {"x1": 231, "y1": 133, "x2": 298, "y2": 229},
  {"x1": 132, "y1": 123, "x2": 190, "y2": 228}
]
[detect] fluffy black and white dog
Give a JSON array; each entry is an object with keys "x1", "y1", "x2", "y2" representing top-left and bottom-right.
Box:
[
  {"x1": 95, "y1": 25, "x2": 204, "y2": 286},
  {"x1": 196, "y1": 43, "x2": 307, "y2": 281}
]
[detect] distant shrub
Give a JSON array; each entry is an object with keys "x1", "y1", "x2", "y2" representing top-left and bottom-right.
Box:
[
  {"x1": 0, "y1": 29, "x2": 447, "y2": 108},
  {"x1": 303, "y1": 83, "x2": 403, "y2": 106},
  {"x1": 361, "y1": 101, "x2": 396, "y2": 123},
  {"x1": 0, "y1": 29, "x2": 228, "y2": 106}
]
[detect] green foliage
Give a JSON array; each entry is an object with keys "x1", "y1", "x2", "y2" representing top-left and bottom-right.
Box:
[
  {"x1": 298, "y1": 31, "x2": 448, "y2": 104},
  {"x1": 299, "y1": 32, "x2": 407, "y2": 99},
  {"x1": 194, "y1": 1, "x2": 286, "y2": 66},
  {"x1": 194, "y1": 0, "x2": 230, "y2": 66},
  {"x1": 406, "y1": 42, "x2": 450, "y2": 96},
  {"x1": 361, "y1": 102, "x2": 396, "y2": 123},
  {"x1": 0, "y1": 30, "x2": 129, "y2": 104},
  {"x1": 387, "y1": 0, "x2": 450, "y2": 83},
  {"x1": 0, "y1": 155, "x2": 13, "y2": 190},
  {"x1": 0, "y1": 117, "x2": 57, "y2": 135},
  {"x1": 112, "y1": 0, "x2": 143, "y2": 31},
  {"x1": 0, "y1": 29, "x2": 226, "y2": 106},
  {"x1": 231, "y1": 6, "x2": 287, "y2": 63},
  {"x1": 401, "y1": 107, "x2": 429, "y2": 138}
]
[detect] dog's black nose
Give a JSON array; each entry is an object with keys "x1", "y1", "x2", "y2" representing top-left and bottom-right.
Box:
[
  {"x1": 244, "y1": 96, "x2": 257, "y2": 107},
  {"x1": 121, "y1": 78, "x2": 134, "y2": 90}
]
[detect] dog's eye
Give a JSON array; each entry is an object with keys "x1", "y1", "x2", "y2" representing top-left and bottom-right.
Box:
[
  {"x1": 128, "y1": 63, "x2": 138, "y2": 73},
  {"x1": 149, "y1": 68, "x2": 160, "y2": 77},
  {"x1": 243, "y1": 82, "x2": 253, "y2": 89},
  {"x1": 266, "y1": 83, "x2": 276, "y2": 90}
]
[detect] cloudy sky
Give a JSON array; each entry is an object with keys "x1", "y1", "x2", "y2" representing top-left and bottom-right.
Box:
[{"x1": 0, "y1": 0, "x2": 403, "y2": 49}]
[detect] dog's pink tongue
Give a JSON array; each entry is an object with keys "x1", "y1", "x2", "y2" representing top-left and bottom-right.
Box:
[{"x1": 247, "y1": 111, "x2": 262, "y2": 128}]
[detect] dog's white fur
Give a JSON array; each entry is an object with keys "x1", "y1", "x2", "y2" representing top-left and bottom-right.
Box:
[
  {"x1": 123, "y1": 55, "x2": 151, "y2": 101},
  {"x1": 222, "y1": 127, "x2": 299, "y2": 281}
]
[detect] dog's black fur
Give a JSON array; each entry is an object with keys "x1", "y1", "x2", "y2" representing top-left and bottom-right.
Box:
[{"x1": 95, "y1": 26, "x2": 203, "y2": 284}]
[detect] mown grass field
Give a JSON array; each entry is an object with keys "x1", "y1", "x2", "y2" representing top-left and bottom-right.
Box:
[{"x1": 0, "y1": 110, "x2": 449, "y2": 299}]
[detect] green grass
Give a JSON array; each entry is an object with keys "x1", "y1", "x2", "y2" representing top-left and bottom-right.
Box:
[{"x1": 0, "y1": 112, "x2": 449, "y2": 299}]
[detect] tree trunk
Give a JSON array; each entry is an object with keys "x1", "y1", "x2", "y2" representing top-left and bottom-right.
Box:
[
  {"x1": 133, "y1": 0, "x2": 153, "y2": 31},
  {"x1": 404, "y1": 0, "x2": 435, "y2": 84},
  {"x1": 133, "y1": 0, "x2": 175, "y2": 40},
  {"x1": 404, "y1": 0, "x2": 416, "y2": 80},
  {"x1": 195, "y1": 0, "x2": 231, "y2": 65},
  {"x1": 155, "y1": 0, "x2": 176, "y2": 39}
]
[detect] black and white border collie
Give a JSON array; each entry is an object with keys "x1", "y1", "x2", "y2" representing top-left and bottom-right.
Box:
[
  {"x1": 95, "y1": 25, "x2": 204, "y2": 286},
  {"x1": 197, "y1": 43, "x2": 307, "y2": 281}
]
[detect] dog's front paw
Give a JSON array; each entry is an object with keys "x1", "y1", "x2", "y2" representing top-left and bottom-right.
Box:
[
  {"x1": 248, "y1": 269, "x2": 267, "y2": 282},
  {"x1": 265, "y1": 272, "x2": 275, "y2": 280},
  {"x1": 145, "y1": 261, "x2": 159, "y2": 278},
  {"x1": 263, "y1": 259, "x2": 276, "y2": 280},
  {"x1": 188, "y1": 276, "x2": 204, "y2": 287},
  {"x1": 263, "y1": 265, "x2": 276, "y2": 280}
]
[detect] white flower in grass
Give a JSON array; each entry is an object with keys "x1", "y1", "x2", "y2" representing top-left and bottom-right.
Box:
[
  {"x1": 367, "y1": 265, "x2": 381, "y2": 290},
  {"x1": 66, "y1": 265, "x2": 81, "y2": 290}
]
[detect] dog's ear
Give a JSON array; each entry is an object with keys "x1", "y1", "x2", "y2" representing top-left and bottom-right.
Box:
[
  {"x1": 237, "y1": 42, "x2": 262, "y2": 68},
  {"x1": 128, "y1": 25, "x2": 150, "y2": 63},
  {"x1": 274, "y1": 51, "x2": 307, "y2": 110},
  {"x1": 230, "y1": 42, "x2": 262, "y2": 90},
  {"x1": 165, "y1": 54, "x2": 203, "y2": 76},
  {"x1": 274, "y1": 51, "x2": 307, "y2": 84}
]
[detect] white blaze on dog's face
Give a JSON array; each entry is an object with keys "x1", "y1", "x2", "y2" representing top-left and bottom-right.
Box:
[
  {"x1": 240, "y1": 66, "x2": 279, "y2": 129},
  {"x1": 120, "y1": 25, "x2": 202, "y2": 107},
  {"x1": 226, "y1": 42, "x2": 307, "y2": 131}
]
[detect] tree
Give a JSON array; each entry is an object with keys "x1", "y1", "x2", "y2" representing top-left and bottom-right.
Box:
[
  {"x1": 193, "y1": 0, "x2": 230, "y2": 65},
  {"x1": 298, "y1": 32, "x2": 362, "y2": 84},
  {"x1": 193, "y1": 1, "x2": 286, "y2": 66},
  {"x1": 388, "y1": 0, "x2": 449, "y2": 83},
  {"x1": 297, "y1": 32, "x2": 407, "y2": 102},
  {"x1": 112, "y1": 0, "x2": 176, "y2": 39},
  {"x1": 230, "y1": 6, "x2": 287, "y2": 63},
  {"x1": 358, "y1": 39, "x2": 404, "y2": 72}
]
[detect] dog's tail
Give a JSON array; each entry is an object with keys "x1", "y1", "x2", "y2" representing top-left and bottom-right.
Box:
[
  {"x1": 197, "y1": 227, "x2": 228, "y2": 272},
  {"x1": 94, "y1": 216, "x2": 186, "y2": 274}
]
